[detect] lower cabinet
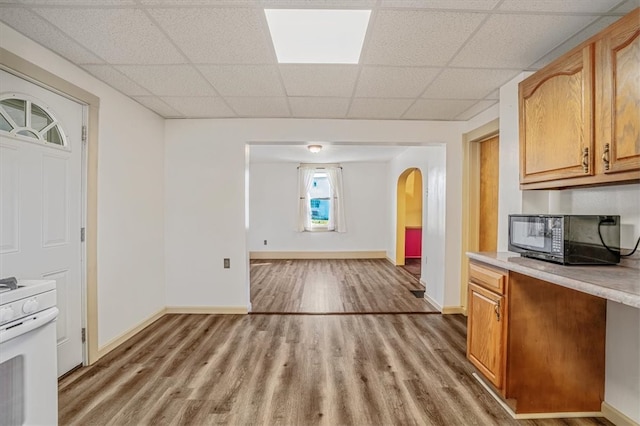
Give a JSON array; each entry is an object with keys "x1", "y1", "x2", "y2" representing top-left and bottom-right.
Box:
[
  {"x1": 467, "y1": 283, "x2": 506, "y2": 392},
  {"x1": 467, "y1": 261, "x2": 606, "y2": 415}
]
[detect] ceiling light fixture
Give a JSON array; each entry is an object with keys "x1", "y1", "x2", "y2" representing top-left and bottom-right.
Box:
[
  {"x1": 264, "y1": 9, "x2": 371, "y2": 64},
  {"x1": 308, "y1": 144, "x2": 323, "y2": 153}
]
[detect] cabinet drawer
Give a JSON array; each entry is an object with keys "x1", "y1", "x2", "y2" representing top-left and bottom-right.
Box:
[{"x1": 469, "y1": 262, "x2": 506, "y2": 294}]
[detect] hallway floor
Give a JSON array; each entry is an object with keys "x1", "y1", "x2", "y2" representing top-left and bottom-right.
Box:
[{"x1": 250, "y1": 258, "x2": 436, "y2": 314}]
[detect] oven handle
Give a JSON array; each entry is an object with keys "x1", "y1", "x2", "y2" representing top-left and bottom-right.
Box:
[{"x1": 0, "y1": 307, "x2": 59, "y2": 344}]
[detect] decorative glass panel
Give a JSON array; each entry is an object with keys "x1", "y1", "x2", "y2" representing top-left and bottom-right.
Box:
[
  {"x1": 0, "y1": 97, "x2": 67, "y2": 147},
  {"x1": 0, "y1": 114, "x2": 12, "y2": 132},
  {"x1": 31, "y1": 104, "x2": 52, "y2": 131},
  {"x1": 44, "y1": 126, "x2": 63, "y2": 145},
  {"x1": 0, "y1": 99, "x2": 26, "y2": 127},
  {"x1": 16, "y1": 130, "x2": 38, "y2": 139}
]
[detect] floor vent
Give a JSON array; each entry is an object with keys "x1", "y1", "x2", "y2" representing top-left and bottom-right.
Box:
[{"x1": 409, "y1": 290, "x2": 425, "y2": 298}]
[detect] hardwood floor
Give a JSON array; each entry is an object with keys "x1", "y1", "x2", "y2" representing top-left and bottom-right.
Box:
[
  {"x1": 402, "y1": 258, "x2": 422, "y2": 278},
  {"x1": 250, "y1": 259, "x2": 437, "y2": 313},
  {"x1": 59, "y1": 313, "x2": 613, "y2": 426}
]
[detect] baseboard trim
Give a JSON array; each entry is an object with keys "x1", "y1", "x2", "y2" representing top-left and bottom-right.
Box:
[
  {"x1": 97, "y1": 308, "x2": 166, "y2": 359},
  {"x1": 602, "y1": 401, "x2": 639, "y2": 426},
  {"x1": 165, "y1": 306, "x2": 249, "y2": 314},
  {"x1": 442, "y1": 306, "x2": 466, "y2": 315},
  {"x1": 250, "y1": 251, "x2": 387, "y2": 260},
  {"x1": 422, "y1": 290, "x2": 443, "y2": 313},
  {"x1": 473, "y1": 373, "x2": 602, "y2": 420}
]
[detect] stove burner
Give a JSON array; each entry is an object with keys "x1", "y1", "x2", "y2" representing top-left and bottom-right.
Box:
[{"x1": 0, "y1": 277, "x2": 18, "y2": 291}]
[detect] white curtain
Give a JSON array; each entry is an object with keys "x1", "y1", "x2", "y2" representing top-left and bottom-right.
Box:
[
  {"x1": 326, "y1": 166, "x2": 346, "y2": 233},
  {"x1": 297, "y1": 166, "x2": 315, "y2": 231}
]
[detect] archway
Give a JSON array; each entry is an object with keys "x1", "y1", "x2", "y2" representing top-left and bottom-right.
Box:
[{"x1": 395, "y1": 168, "x2": 423, "y2": 272}]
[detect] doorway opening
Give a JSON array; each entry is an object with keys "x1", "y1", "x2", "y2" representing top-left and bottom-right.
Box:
[
  {"x1": 395, "y1": 168, "x2": 423, "y2": 279},
  {"x1": 461, "y1": 118, "x2": 499, "y2": 312}
]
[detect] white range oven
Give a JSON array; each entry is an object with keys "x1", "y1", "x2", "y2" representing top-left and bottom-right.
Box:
[{"x1": 0, "y1": 279, "x2": 58, "y2": 426}]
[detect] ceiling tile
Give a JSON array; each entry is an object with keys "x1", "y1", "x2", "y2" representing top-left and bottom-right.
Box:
[
  {"x1": 348, "y1": 98, "x2": 414, "y2": 119},
  {"x1": 141, "y1": 0, "x2": 260, "y2": 4},
  {"x1": 498, "y1": 0, "x2": 622, "y2": 13},
  {"x1": 485, "y1": 89, "x2": 499, "y2": 100},
  {"x1": 262, "y1": 0, "x2": 377, "y2": 6},
  {"x1": 354, "y1": 66, "x2": 440, "y2": 98},
  {"x1": 82, "y1": 65, "x2": 150, "y2": 96},
  {"x1": 403, "y1": 99, "x2": 475, "y2": 120},
  {"x1": 380, "y1": 0, "x2": 500, "y2": 10},
  {"x1": 363, "y1": 10, "x2": 486, "y2": 66},
  {"x1": 528, "y1": 16, "x2": 621, "y2": 69},
  {"x1": 0, "y1": 7, "x2": 104, "y2": 64},
  {"x1": 32, "y1": 7, "x2": 185, "y2": 64},
  {"x1": 225, "y1": 97, "x2": 290, "y2": 117},
  {"x1": 197, "y1": 65, "x2": 284, "y2": 97},
  {"x1": 455, "y1": 100, "x2": 497, "y2": 120},
  {"x1": 613, "y1": 0, "x2": 640, "y2": 13},
  {"x1": 132, "y1": 96, "x2": 182, "y2": 118},
  {"x1": 422, "y1": 68, "x2": 520, "y2": 99},
  {"x1": 280, "y1": 65, "x2": 359, "y2": 97},
  {"x1": 289, "y1": 97, "x2": 350, "y2": 118},
  {"x1": 23, "y1": 0, "x2": 135, "y2": 4},
  {"x1": 450, "y1": 14, "x2": 596, "y2": 68},
  {"x1": 116, "y1": 65, "x2": 216, "y2": 96},
  {"x1": 161, "y1": 96, "x2": 235, "y2": 117},
  {"x1": 147, "y1": 8, "x2": 274, "y2": 64}
]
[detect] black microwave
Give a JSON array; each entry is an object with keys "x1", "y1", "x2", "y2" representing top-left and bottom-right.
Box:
[{"x1": 508, "y1": 215, "x2": 620, "y2": 265}]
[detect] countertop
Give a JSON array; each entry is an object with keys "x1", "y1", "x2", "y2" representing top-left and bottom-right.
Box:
[{"x1": 467, "y1": 252, "x2": 640, "y2": 309}]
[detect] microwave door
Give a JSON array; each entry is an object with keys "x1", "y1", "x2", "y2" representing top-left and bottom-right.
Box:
[{"x1": 510, "y1": 218, "x2": 553, "y2": 252}]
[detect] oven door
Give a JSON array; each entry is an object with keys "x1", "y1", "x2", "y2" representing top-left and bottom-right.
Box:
[{"x1": 0, "y1": 307, "x2": 59, "y2": 426}]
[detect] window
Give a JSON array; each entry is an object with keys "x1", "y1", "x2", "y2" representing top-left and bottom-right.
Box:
[
  {"x1": 0, "y1": 97, "x2": 66, "y2": 146},
  {"x1": 309, "y1": 171, "x2": 331, "y2": 230},
  {"x1": 297, "y1": 164, "x2": 346, "y2": 232}
]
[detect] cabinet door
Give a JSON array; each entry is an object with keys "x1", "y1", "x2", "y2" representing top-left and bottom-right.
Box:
[
  {"x1": 467, "y1": 283, "x2": 506, "y2": 391},
  {"x1": 519, "y1": 45, "x2": 594, "y2": 185},
  {"x1": 597, "y1": 10, "x2": 640, "y2": 175}
]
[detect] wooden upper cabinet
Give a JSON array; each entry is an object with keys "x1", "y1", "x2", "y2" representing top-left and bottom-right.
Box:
[
  {"x1": 597, "y1": 10, "x2": 640, "y2": 175},
  {"x1": 519, "y1": 45, "x2": 594, "y2": 185},
  {"x1": 519, "y1": 8, "x2": 640, "y2": 189}
]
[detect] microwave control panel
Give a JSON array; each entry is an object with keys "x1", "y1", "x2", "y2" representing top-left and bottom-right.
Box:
[{"x1": 550, "y1": 218, "x2": 563, "y2": 253}]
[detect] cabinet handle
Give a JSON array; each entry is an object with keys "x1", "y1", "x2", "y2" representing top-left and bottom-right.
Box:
[
  {"x1": 602, "y1": 143, "x2": 610, "y2": 171},
  {"x1": 494, "y1": 300, "x2": 501, "y2": 322},
  {"x1": 581, "y1": 147, "x2": 589, "y2": 174}
]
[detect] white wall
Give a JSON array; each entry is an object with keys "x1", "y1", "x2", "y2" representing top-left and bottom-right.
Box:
[
  {"x1": 496, "y1": 68, "x2": 640, "y2": 423},
  {"x1": 496, "y1": 72, "x2": 534, "y2": 251},
  {"x1": 0, "y1": 23, "x2": 166, "y2": 348},
  {"x1": 164, "y1": 125, "x2": 247, "y2": 308},
  {"x1": 164, "y1": 119, "x2": 465, "y2": 309},
  {"x1": 606, "y1": 301, "x2": 640, "y2": 424},
  {"x1": 249, "y1": 161, "x2": 389, "y2": 252},
  {"x1": 549, "y1": 184, "x2": 640, "y2": 249},
  {"x1": 388, "y1": 146, "x2": 451, "y2": 310}
]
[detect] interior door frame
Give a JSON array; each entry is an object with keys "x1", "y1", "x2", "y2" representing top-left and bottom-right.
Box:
[
  {"x1": 1, "y1": 48, "x2": 101, "y2": 365},
  {"x1": 460, "y1": 118, "x2": 499, "y2": 314}
]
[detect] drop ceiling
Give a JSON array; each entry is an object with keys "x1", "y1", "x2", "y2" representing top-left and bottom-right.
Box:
[{"x1": 0, "y1": 0, "x2": 637, "y2": 121}]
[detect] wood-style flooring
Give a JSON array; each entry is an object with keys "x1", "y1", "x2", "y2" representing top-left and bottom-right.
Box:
[
  {"x1": 59, "y1": 313, "x2": 612, "y2": 426},
  {"x1": 250, "y1": 259, "x2": 437, "y2": 313}
]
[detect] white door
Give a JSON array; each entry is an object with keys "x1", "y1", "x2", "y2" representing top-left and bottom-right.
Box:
[{"x1": 0, "y1": 69, "x2": 84, "y2": 377}]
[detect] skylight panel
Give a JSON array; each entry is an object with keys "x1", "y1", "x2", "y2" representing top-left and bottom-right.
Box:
[{"x1": 264, "y1": 9, "x2": 371, "y2": 64}]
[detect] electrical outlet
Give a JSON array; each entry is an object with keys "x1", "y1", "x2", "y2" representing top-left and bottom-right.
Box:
[
  {"x1": 600, "y1": 216, "x2": 616, "y2": 225},
  {"x1": 264, "y1": 240, "x2": 267, "y2": 245},
  {"x1": 223, "y1": 258, "x2": 230, "y2": 268}
]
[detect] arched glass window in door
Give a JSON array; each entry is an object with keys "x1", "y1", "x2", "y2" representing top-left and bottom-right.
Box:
[{"x1": 0, "y1": 97, "x2": 66, "y2": 146}]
